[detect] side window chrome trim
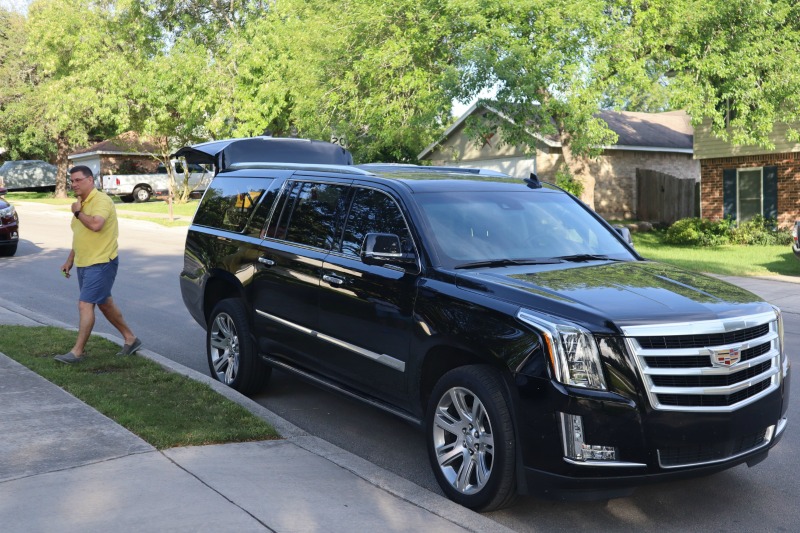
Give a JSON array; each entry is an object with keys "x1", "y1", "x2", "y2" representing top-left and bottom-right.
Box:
[{"x1": 256, "y1": 309, "x2": 406, "y2": 372}]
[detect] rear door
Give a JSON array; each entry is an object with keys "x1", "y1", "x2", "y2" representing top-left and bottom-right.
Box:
[{"x1": 252, "y1": 177, "x2": 352, "y2": 369}]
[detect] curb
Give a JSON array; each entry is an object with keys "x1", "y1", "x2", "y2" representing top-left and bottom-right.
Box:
[{"x1": 0, "y1": 300, "x2": 512, "y2": 533}]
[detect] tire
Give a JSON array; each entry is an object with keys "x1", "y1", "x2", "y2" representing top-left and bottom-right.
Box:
[
  {"x1": 426, "y1": 365, "x2": 517, "y2": 511},
  {"x1": 133, "y1": 186, "x2": 151, "y2": 203},
  {"x1": 0, "y1": 243, "x2": 17, "y2": 257},
  {"x1": 206, "y1": 299, "x2": 271, "y2": 395},
  {"x1": 120, "y1": 195, "x2": 135, "y2": 203}
]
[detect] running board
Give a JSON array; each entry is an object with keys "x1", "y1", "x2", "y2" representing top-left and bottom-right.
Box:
[{"x1": 260, "y1": 354, "x2": 423, "y2": 427}]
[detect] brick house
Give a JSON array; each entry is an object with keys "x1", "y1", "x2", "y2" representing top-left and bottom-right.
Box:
[
  {"x1": 418, "y1": 104, "x2": 699, "y2": 220},
  {"x1": 67, "y1": 131, "x2": 159, "y2": 179},
  {"x1": 695, "y1": 119, "x2": 800, "y2": 228}
]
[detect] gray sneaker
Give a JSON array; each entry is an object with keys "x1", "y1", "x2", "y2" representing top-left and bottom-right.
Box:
[
  {"x1": 54, "y1": 352, "x2": 83, "y2": 364},
  {"x1": 116, "y1": 338, "x2": 142, "y2": 356}
]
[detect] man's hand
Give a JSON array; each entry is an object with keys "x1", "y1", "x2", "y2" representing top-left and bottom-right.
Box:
[
  {"x1": 61, "y1": 258, "x2": 73, "y2": 279},
  {"x1": 71, "y1": 200, "x2": 82, "y2": 214}
]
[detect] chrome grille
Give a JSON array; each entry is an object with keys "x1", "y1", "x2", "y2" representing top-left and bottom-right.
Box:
[{"x1": 620, "y1": 311, "x2": 781, "y2": 412}]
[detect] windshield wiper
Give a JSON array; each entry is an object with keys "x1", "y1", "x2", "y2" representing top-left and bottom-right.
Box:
[
  {"x1": 454, "y1": 258, "x2": 561, "y2": 269},
  {"x1": 555, "y1": 254, "x2": 623, "y2": 263}
]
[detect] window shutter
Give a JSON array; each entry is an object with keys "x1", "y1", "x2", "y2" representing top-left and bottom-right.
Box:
[
  {"x1": 763, "y1": 166, "x2": 778, "y2": 220},
  {"x1": 722, "y1": 169, "x2": 737, "y2": 220}
]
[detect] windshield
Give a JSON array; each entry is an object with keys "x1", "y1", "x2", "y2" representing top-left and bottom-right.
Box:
[{"x1": 414, "y1": 189, "x2": 636, "y2": 268}]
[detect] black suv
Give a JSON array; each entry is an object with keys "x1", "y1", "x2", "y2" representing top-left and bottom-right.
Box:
[{"x1": 180, "y1": 138, "x2": 790, "y2": 511}]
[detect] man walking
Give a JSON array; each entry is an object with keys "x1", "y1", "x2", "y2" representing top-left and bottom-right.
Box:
[{"x1": 56, "y1": 165, "x2": 141, "y2": 363}]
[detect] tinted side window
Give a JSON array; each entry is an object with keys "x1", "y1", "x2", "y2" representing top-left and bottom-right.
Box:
[
  {"x1": 193, "y1": 177, "x2": 275, "y2": 233},
  {"x1": 341, "y1": 188, "x2": 414, "y2": 257},
  {"x1": 271, "y1": 181, "x2": 349, "y2": 250}
]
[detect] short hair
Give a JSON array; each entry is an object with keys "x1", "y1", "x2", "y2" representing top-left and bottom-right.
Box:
[{"x1": 68, "y1": 165, "x2": 94, "y2": 179}]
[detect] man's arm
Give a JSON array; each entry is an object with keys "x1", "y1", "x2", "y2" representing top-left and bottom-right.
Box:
[{"x1": 75, "y1": 211, "x2": 106, "y2": 232}]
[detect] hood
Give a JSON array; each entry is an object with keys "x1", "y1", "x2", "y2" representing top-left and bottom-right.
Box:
[{"x1": 455, "y1": 261, "x2": 772, "y2": 333}]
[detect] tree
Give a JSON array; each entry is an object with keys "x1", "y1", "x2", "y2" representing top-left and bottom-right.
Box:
[
  {"x1": 0, "y1": 7, "x2": 53, "y2": 162},
  {"x1": 641, "y1": 0, "x2": 800, "y2": 147},
  {"x1": 226, "y1": 0, "x2": 454, "y2": 162},
  {"x1": 1, "y1": 0, "x2": 150, "y2": 197},
  {"x1": 441, "y1": 0, "x2": 666, "y2": 209},
  {"x1": 444, "y1": 0, "x2": 800, "y2": 210}
]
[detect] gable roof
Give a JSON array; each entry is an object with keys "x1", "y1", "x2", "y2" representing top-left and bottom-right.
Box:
[
  {"x1": 418, "y1": 104, "x2": 693, "y2": 159},
  {"x1": 68, "y1": 131, "x2": 159, "y2": 159}
]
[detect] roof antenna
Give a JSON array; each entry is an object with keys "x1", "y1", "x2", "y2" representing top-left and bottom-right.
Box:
[{"x1": 524, "y1": 173, "x2": 542, "y2": 189}]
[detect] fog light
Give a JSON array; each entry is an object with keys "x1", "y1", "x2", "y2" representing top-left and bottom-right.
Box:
[{"x1": 560, "y1": 413, "x2": 617, "y2": 462}]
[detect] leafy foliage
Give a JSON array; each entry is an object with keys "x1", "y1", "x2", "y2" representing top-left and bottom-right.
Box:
[
  {"x1": 554, "y1": 165, "x2": 584, "y2": 197},
  {"x1": 665, "y1": 216, "x2": 792, "y2": 246}
]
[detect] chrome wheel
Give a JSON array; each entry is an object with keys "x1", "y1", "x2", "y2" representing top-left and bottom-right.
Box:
[
  {"x1": 432, "y1": 386, "x2": 495, "y2": 495},
  {"x1": 209, "y1": 312, "x2": 240, "y2": 385}
]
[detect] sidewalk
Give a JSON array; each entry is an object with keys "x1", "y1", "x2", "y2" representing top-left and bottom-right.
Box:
[{"x1": 0, "y1": 302, "x2": 509, "y2": 533}]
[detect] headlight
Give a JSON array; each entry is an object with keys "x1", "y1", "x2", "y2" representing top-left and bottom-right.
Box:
[
  {"x1": 517, "y1": 309, "x2": 607, "y2": 390},
  {"x1": 772, "y1": 305, "x2": 788, "y2": 376},
  {"x1": 0, "y1": 205, "x2": 15, "y2": 218}
]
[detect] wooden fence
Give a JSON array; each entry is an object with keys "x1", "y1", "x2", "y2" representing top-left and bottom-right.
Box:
[{"x1": 636, "y1": 169, "x2": 699, "y2": 223}]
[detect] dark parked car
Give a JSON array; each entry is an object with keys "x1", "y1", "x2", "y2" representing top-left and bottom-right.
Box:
[
  {"x1": 179, "y1": 139, "x2": 790, "y2": 511},
  {"x1": 0, "y1": 187, "x2": 19, "y2": 257},
  {"x1": 792, "y1": 220, "x2": 800, "y2": 260}
]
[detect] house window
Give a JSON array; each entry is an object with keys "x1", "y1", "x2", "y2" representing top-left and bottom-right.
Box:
[
  {"x1": 737, "y1": 168, "x2": 763, "y2": 222},
  {"x1": 722, "y1": 166, "x2": 778, "y2": 222}
]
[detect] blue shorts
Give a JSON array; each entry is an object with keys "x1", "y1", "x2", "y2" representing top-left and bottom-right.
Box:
[{"x1": 77, "y1": 257, "x2": 119, "y2": 305}]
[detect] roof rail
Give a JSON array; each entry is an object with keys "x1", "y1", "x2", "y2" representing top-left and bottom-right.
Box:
[
  {"x1": 358, "y1": 163, "x2": 512, "y2": 177},
  {"x1": 225, "y1": 162, "x2": 373, "y2": 175}
]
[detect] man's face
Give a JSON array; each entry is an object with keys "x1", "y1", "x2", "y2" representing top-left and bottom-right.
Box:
[{"x1": 69, "y1": 172, "x2": 92, "y2": 196}]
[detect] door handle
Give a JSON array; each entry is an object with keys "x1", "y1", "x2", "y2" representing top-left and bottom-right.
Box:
[
  {"x1": 322, "y1": 274, "x2": 344, "y2": 286},
  {"x1": 258, "y1": 257, "x2": 275, "y2": 266}
]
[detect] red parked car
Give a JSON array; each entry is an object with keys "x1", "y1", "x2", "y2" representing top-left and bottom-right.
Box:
[{"x1": 0, "y1": 187, "x2": 19, "y2": 257}]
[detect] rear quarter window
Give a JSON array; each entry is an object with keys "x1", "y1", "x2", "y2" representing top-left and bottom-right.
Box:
[{"x1": 193, "y1": 177, "x2": 277, "y2": 235}]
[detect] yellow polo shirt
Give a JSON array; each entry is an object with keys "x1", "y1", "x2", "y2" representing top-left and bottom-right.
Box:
[{"x1": 71, "y1": 189, "x2": 119, "y2": 267}]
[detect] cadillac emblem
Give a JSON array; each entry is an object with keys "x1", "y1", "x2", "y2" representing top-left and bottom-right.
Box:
[{"x1": 713, "y1": 347, "x2": 741, "y2": 367}]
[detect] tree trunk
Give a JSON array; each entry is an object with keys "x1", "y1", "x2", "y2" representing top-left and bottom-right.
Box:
[
  {"x1": 54, "y1": 134, "x2": 71, "y2": 199},
  {"x1": 560, "y1": 135, "x2": 596, "y2": 210},
  {"x1": 155, "y1": 136, "x2": 175, "y2": 221}
]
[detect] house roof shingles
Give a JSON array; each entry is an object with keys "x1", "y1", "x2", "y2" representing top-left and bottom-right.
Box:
[
  {"x1": 69, "y1": 131, "x2": 158, "y2": 157},
  {"x1": 419, "y1": 105, "x2": 694, "y2": 159},
  {"x1": 598, "y1": 110, "x2": 693, "y2": 151}
]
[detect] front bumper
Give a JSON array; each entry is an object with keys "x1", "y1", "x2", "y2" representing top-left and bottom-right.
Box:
[
  {"x1": 0, "y1": 224, "x2": 19, "y2": 244},
  {"x1": 513, "y1": 346, "x2": 790, "y2": 500}
]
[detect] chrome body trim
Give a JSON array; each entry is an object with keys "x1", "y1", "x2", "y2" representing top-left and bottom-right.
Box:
[
  {"x1": 562, "y1": 458, "x2": 647, "y2": 468},
  {"x1": 256, "y1": 309, "x2": 406, "y2": 372}
]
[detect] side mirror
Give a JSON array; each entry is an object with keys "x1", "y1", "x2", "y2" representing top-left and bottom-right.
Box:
[
  {"x1": 614, "y1": 226, "x2": 634, "y2": 246},
  {"x1": 361, "y1": 233, "x2": 416, "y2": 266},
  {"x1": 0, "y1": 187, "x2": 7, "y2": 196}
]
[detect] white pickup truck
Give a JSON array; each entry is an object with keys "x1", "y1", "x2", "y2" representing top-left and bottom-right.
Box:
[{"x1": 102, "y1": 162, "x2": 212, "y2": 203}]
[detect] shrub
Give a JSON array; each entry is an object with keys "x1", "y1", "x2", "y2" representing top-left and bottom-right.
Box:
[
  {"x1": 665, "y1": 216, "x2": 791, "y2": 247},
  {"x1": 729, "y1": 215, "x2": 792, "y2": 246},
  {"x1": 554, "y1": 165, "x2": 584, "y2": 198},
  {"x1": 665, "y1": 217, "x2": 731, "y2": 246}
]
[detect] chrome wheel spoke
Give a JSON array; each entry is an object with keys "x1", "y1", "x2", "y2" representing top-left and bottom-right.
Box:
[
  {"x1": 432, "y1": 385, "x2": 495, "y2": 496},
  {"x1": 209, "y1": 312, "x2": 239, "y2": 384}
]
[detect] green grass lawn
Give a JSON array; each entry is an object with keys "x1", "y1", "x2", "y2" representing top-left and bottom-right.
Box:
[
  {"x1": 6, "y1": 191, "x2": 198, "y2": 224},
  {"x1": 0, "y1": 326, "x2": 279, "y2": 448},
  {"x1": 633, "y1": 231, "x2": 800, "y2": 278}
]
